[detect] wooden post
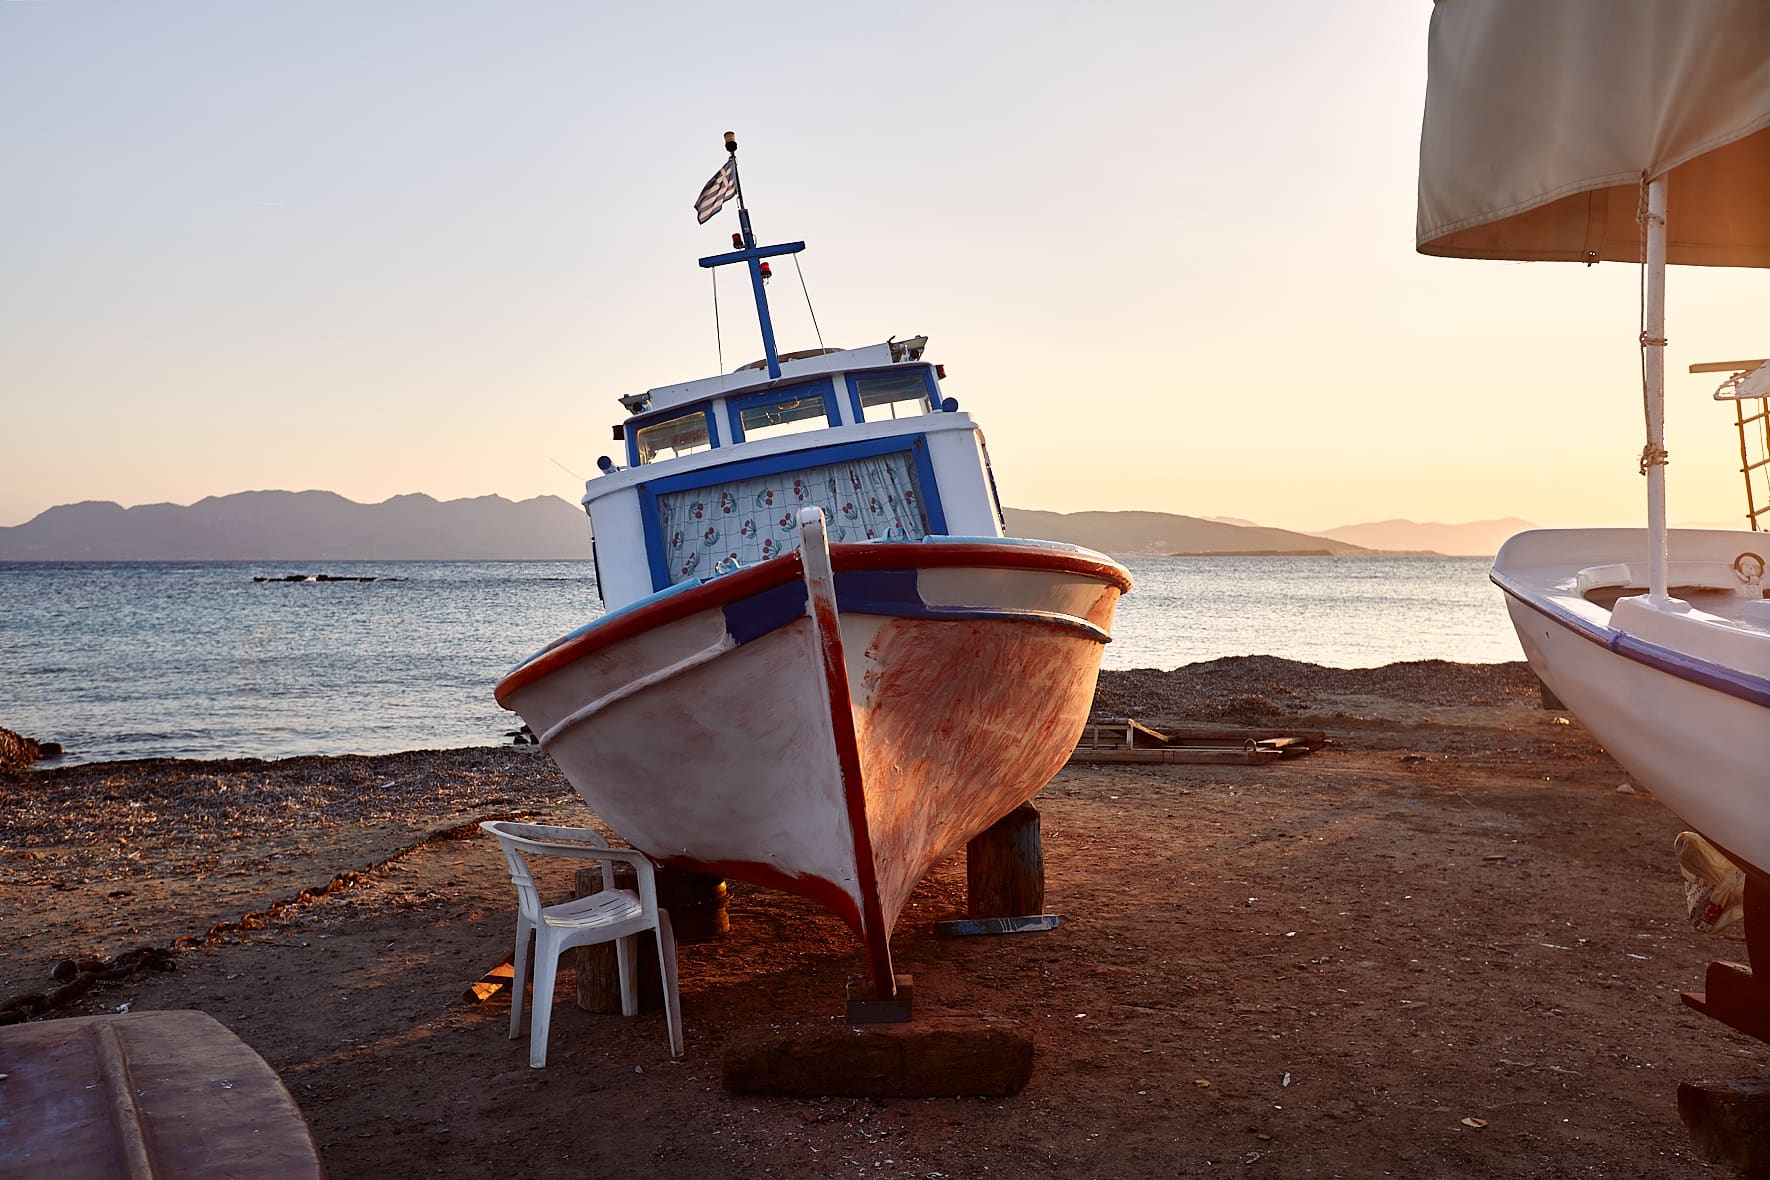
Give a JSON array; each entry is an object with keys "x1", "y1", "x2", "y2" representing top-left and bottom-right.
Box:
[
  {"x1": 573, "y1": 865, "x2": 660, "y2": 1013},
  {"x1": 966, "y1": 803, "x2": 1045, "y2": 919},
  {"x1": 657, "y1": 868, "x2": 730, "y2": 944},
  {"x1": 571, "y1": 864, "x2": 728, "y2": 1013}
]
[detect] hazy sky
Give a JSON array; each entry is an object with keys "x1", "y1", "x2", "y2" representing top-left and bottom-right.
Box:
[{"x1": 2, "y1": 2, "x2": 1761, "y2": 533}]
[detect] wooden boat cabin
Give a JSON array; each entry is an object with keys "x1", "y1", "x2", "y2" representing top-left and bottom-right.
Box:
[{"x1": 587, "y1": 337, "x2": 1009, "y2": 611}]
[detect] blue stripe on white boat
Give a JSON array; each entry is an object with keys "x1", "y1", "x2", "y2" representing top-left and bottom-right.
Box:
[
  {"x1": 831, "y1": 568, "x2": 1110, "y2": 642},
  {"x1": 1491, "y1": 571, "x2": 1770, "y2": 709},
  {"x1": 722, "y1": 581, "x2": 811, "y2": 644}
]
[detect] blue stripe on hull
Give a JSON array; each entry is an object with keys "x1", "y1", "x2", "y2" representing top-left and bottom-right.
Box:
[
  {"x1": 718, "y1": 566, "x2": 1111, "y2": 647},
  {"x1": 1492, "y1": 573, "x2": 1770, "y2": 709}
]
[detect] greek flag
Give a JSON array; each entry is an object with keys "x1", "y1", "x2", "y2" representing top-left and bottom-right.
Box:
[{"x1": 695, "y1": 158, "x2": 737, "y2": 224}]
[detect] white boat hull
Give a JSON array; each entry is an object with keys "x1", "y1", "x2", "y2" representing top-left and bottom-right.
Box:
[
  {"x1": 1493, "y1": 528, "x2": 1770, "y2": 879},
  {"x1": 498, "y1": 522, "x2": 1130, "y2": 992}
]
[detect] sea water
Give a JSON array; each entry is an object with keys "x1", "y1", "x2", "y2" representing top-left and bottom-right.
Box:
[{"x1": 0, "y1": 556, "x2": 1520, "y2": 764}]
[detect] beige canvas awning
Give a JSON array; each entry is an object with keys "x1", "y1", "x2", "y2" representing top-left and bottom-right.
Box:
[{"x1": 1417, "y1": 0, "x2": 1770, "y2": 267}]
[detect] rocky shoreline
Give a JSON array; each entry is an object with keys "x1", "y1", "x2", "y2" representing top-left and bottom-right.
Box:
[{"x1": 0, "y1": 726, "x2": 60, "y2": 772}]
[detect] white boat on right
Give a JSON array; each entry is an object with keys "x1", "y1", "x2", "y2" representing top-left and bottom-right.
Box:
[
  {"x1": 1490, "y1": 525, "x2": 1770, "y2": 873},
  {"x1": 1416, "y1": 0, "x2": 1770, "y2": 1039}
]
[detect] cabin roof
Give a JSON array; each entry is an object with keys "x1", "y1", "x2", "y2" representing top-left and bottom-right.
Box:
[{"x1": 621, "y1": 338, "x2": 926, "y2": 420}]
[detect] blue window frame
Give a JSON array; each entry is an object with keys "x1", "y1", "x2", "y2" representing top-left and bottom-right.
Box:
[
  {"x1": 845, "y1": 366, "x2": 940, "y2": 425},
  {"x1": 724, "y1": 378, "x2": 839, "y2": 444},
  {"x1": 625, "y1": 403, "x2": 720, "y2": 468},
  {"x1": 635, "y1": 433, "x2": 949, "y2": 592}
]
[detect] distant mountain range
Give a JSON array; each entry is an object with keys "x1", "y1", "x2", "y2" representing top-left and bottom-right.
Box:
[
  {"x1": 0, "y1": 491, "x2": 592, "y2": 561},
  {"x1": 1002, "y1": 509, "x2": 1371, "y2": 556},
  {"x1": 0, "y1": 491, "x2": 1530, "y2": 561},
  {"x1": 1310, "y1": 517, "x2": 1536, "y2": 557}
]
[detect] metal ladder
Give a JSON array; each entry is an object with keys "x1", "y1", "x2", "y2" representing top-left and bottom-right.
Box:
[
  {"x1": 1691, "y1": 359, "x2": 1770, "y2": 531},
  {"x1": 1734, "y1": 394, "x2": 1770, "y2": 532}
]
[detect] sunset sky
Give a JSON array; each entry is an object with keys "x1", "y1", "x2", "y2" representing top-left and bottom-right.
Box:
[{"x1": 2, "y1": 1, "x2": 1762, "y2": 534}]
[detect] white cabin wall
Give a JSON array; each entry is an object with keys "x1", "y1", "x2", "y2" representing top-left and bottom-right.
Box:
[
  {"x1": 926, "y1": 427, "x2": 1005, "y2": 537},
  {"x1": 585, "y1": 485, "x2": 653, "y2": 610}
]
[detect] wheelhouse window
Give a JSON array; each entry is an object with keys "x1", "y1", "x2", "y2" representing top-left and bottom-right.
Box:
[
  {"x1": 852, "y1": 370, "x2": 933, "y2": 421},
  {"x1": 634, "y1": 409, "x2": 714, "y2": 465},
  {"x1": 734, "y1": 393, "x2": 829, "y2": 442}
]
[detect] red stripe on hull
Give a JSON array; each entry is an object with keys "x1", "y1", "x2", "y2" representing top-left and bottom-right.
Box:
[
  {"x1": 496, "y1": 540, "x2": 1130, "y2": 705},
  {"x1": 495, "y1": 555, "x2": 804, "y2": 706}
]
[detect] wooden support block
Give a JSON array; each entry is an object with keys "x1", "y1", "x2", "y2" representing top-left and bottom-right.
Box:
[
  {"x1": 1537, "y1": 677, "x2": 1566, "y2": 711},
  {"x1": 967, "y1": 803, "x2": 1045, "y2": 920},
  {"x1": 657, "y1": 868, "x2": 730, "y2": 944},
  {"x1": 846, "y1": 974, "x2": 914, "y2": 1023},
  {"x1": 462, "y1": 957, "x2": 514, "y2": 1004},
  {"x1": 1678, "y1": 1078, "x2": 1770, "y2": 1174},
  {"x1": 722, "y1": 1016, "x2": 1033, "y2": 1097}
]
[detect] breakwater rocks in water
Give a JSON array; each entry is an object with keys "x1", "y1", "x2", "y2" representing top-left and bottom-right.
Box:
[
  {"x1": 0, "y1": 726, "x2": 62, "y2": 770},
  {"x1": 251, "y1": 574, "x2": 405, "y2": 583}
]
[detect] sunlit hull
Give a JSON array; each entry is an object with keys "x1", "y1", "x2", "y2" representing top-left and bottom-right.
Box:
[{"x1": 497, "y1": 523, "x2": 1130, "y2": 993}]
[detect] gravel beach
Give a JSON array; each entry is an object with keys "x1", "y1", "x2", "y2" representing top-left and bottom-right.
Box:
[{"x1": 1, "y1": 658, "x2": 1758, "y2": 1177}]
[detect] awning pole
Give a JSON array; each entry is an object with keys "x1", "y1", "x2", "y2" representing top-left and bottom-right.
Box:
[{"x1": 1643, "y1": 174, "x2": 1670, "y2": 602}]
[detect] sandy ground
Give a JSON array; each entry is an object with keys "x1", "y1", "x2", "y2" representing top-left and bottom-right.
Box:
[{"x1": 2, "y1": 657, "x2": 1764, "y2": 1178}]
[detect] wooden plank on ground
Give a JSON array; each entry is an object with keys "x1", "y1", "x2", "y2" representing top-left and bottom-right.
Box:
[
  {"x1": 935, "y1": 915, "x2": 1061, "y2": 937},
  {"x1": 462, "y1": 957, "x2": 514, "y2": 1003},
  {"x1": 1068, "y1": 747, "x2": 1282, "y2": 766},
  {"x1": 1081, "y1": 719, "x2": 1171, "y2": 749},
  {"x1": 1155, "y1": 725, "x2": 1328, "y2": 747}
]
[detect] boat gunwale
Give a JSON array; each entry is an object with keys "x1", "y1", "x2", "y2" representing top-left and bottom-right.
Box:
[
  {"x1": 495, "y1": 539, "x2": 1132, "y2": 705},
  {"x1": 1491, "y1": 569, "x2": 1770, "y2": 709}
]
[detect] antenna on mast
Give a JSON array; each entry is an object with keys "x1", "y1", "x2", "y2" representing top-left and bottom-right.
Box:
[{"x1": 724, "y1": 131, "x2": 757, "y2": 251}]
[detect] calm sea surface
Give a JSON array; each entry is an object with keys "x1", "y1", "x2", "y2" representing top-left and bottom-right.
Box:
[{"x1": 0, "y1": 557, "x2": 1520, "y2": 765}]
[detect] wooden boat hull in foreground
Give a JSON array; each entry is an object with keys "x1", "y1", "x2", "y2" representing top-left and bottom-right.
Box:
[
  {"x1": 496, "y1": 511, "x2": 1131, "y2": 993},
  {"x1": 1492, "y1": 528, "x2": 1770, "y2": 881},
  {"x1": 0, "y1": 1011, "x2": 326, "y2": 1179}
]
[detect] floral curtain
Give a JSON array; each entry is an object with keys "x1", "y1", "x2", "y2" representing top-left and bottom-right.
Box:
[{"x1": 657, "y1": 452, "x2": 930, "y2": 584}]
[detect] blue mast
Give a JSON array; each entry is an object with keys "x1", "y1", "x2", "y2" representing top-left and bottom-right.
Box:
[{"x1": 697, "y1": 131, "x2": 804, "y2": 379}]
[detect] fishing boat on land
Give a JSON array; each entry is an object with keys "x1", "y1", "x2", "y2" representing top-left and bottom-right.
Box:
[
  {"x1": 1418, "y1": 1, "x2": 1770, "y2": 1040},
  {"x1": 495, "y1": 134, "x2": 1131, "y2": 996}
]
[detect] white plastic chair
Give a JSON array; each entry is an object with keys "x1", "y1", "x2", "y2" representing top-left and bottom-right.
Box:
[{"x1": 479, "y1": 820, "x2": 683, "y2": 1066}]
